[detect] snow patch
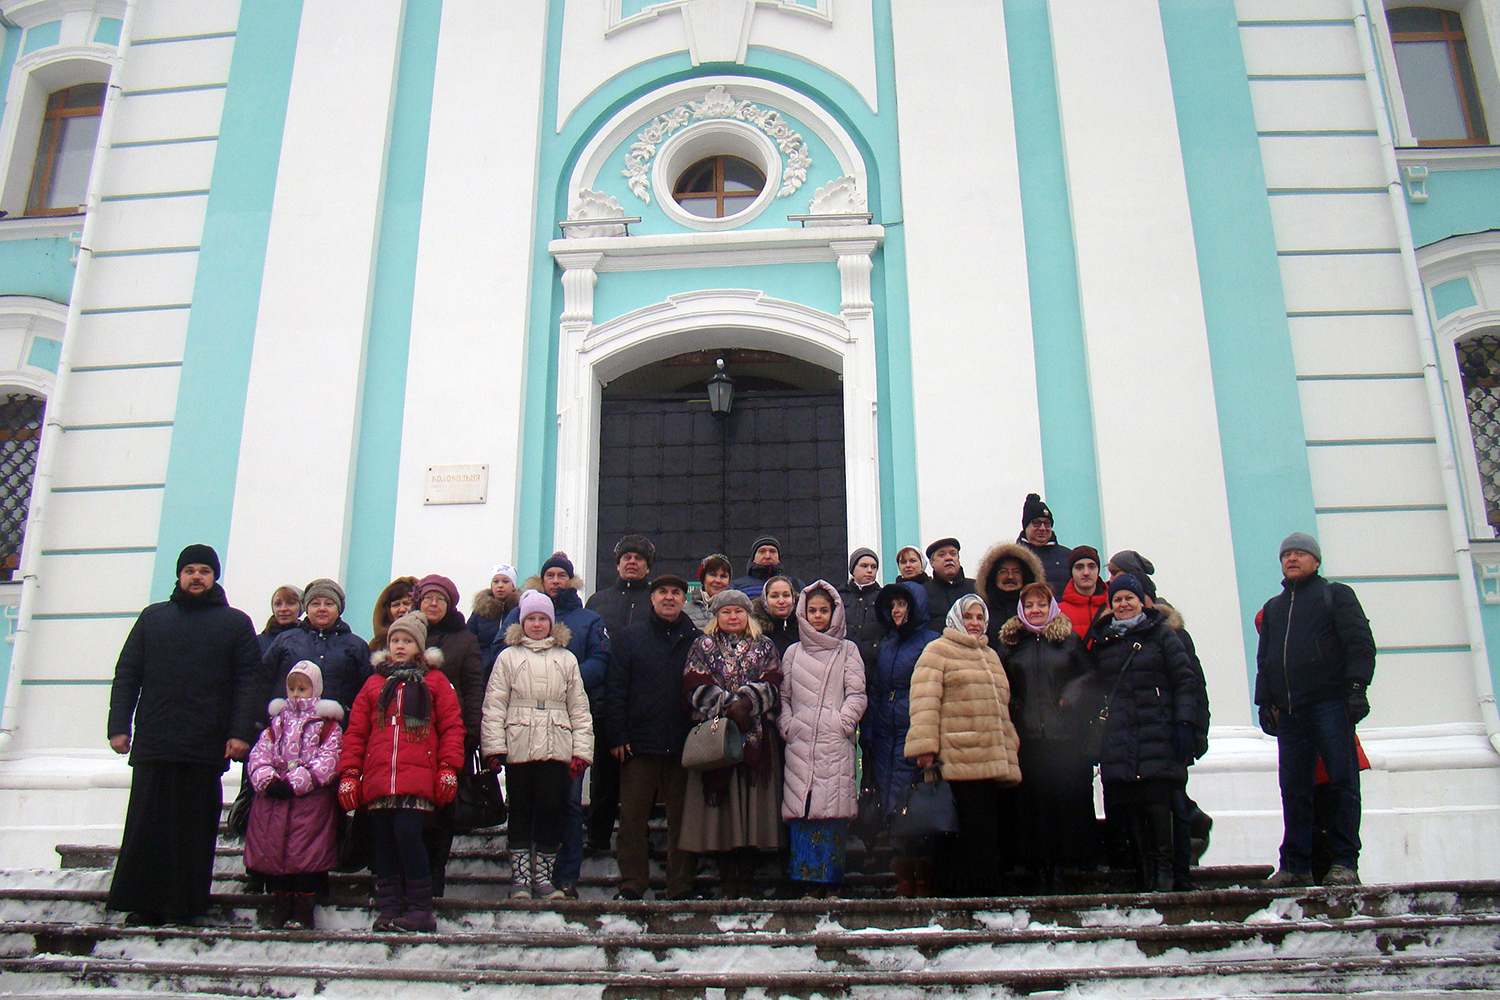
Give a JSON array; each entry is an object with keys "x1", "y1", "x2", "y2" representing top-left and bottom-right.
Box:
[{"x1": 1074, "y1": 906, "x2": 1164, "y2": 928}]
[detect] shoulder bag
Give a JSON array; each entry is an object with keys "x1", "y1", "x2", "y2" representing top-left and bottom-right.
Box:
[
  {"x1": 1081, "y1": 640, "x2": 1142, "y2": 763},
  {"x1": 682, "y1": 712, "x2": 745, "y2": 771}
]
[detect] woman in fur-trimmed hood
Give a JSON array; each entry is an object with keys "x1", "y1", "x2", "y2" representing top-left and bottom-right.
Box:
[
  {"x1": 480, "y1": 590, "x2": 592, "y2": 900},
  {"x1": 976, "y1": 541, "x2": 1046, "y2": 646},
  {"x1": 905, "y1": 593, "x2": 1021, "y2": 897},
  {"x1": 997, "y1": 582, "x2": 1096, "y2": 878},
  {"x1": 468, "y1": 564, "x2": 520, "y2": 670}
]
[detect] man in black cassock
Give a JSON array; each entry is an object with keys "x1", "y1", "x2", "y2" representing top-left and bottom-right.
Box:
[{"x1": 106, "y1": 543, "x2": 261, "y2": 925}]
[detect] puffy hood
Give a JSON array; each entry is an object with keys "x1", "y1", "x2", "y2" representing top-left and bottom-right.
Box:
[
  {"x1": 503, "y1": 620, "x2": 574, "y2": 649},
  {"x1": 265, "y1": 696, "x2": 345, "y2": 722},
  {"x1": 975, "y1": 542, "x2": 1046, "y2": 607},
  {"x1": 520, "y1": 575, "x2": 585, "y2": 614},
  {"x1": 875, "y1": 580, "x2": 930, "y2": 636},
  {"x1": 471, "y1": 587, "x2": 518, "y2": 620},
  {"x1": 370, "y1": 646, "x2": 444, "y2": 672},
  {"x1": 998, "y1": 613, "x2": 1075, "y2": 646},
  {"x1": 794, "y1": 580, "x2": 846, "y2": 648}
]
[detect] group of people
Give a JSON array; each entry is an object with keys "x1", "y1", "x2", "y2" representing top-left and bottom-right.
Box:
[{"x1": 102, "y1": 493, "x2": 1377, "y2": 930}]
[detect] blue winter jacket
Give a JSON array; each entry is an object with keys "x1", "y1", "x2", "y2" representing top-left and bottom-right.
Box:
[
  {"x1": 863, "y1": 580, "x2": 941, "y2": 817},
  {"x1": 261, "y1": 617, "x2": 371, "y2": 717},
  {"x1": 498, "y1": 586, "x2": 611, "y2": 703}
]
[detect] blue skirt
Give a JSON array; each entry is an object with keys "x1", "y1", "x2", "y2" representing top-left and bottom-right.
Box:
[{"x1": 788, "y1": 818, "x2": 847, "y2": 884}]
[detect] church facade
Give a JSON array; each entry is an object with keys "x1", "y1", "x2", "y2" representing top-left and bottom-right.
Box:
[{"x1": 0, "y1": 0, "x2": 1498, "y2": 880}]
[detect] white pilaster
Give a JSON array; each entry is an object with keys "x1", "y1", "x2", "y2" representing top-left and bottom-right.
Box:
[
  {"x1": 553, "y1": 251, "x2": 605, "y2": 586},
  {"x1": 225, "y1": 1, "x2": 405, "y2": 602},
  {"x1": 1049, "y1": 0, "x2": 1249, "y2": 719},
  {"x1": 833, "y1": 238, "x2": 882, "y2": 555},
  {"x1": 890, "y1": 0, "x2": 1044, "y2": 556},
  {"x1": 391, "y1": 0, "x2": 549, "y2": 593}
]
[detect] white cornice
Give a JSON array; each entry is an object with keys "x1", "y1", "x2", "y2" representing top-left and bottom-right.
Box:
[
  {"x1": 549, "y1": 223, "x2": 883, "y2": 273},
  {"x1": 0, "y1": 215, "x2": 79, "y2": 242},
  {"x1": 1396, "y1": 145, "x2": 1500, "y2": 172},
  {"x1": 0, "y1": 0, "x2": 123, "y2": 29}
]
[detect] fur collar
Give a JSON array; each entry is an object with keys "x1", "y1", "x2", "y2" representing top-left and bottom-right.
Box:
[
  {"x1": 266, "y1": 697, "x2": 344, "y2": 722},
  {"x1": 370, "y1": 647, "x2": 444, "y2": 670},
  {"x1": 471, "y1": 588, "x2": 517, "y2": 619},
  {"x1": 998, "y1": 614, "x2": 1074, "y2": 646},
  {"x1": 941, "y1": 626, "x2": 989, "y2": 648},
  {"x1": 975, "y1": 542, "x2": 1046, "y2": 606},
  {"x1": 1154, "y1": 599, "x2": 1185, "y2": 632},
  {"x1": 503, "y1": 620, "x2": 573, "y2": 648}
]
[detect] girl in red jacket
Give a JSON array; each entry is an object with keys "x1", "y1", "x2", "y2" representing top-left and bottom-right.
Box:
[{"x1": 337, "y1": 611, "x2": 464, "y2": 932}]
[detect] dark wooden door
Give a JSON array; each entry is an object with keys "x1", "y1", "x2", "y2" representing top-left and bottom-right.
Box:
[{"x1": 595, "y1": 391, "x2": 847, "y2": 592}]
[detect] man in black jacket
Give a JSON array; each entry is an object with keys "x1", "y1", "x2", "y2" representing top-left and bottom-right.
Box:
[
  {"x1": 603, "y1": 574, "x2": 701, "y2": 900},
  {"x1": 106, "y1": 544, "x2": 262, "y2": 924},
  {"x1": 923, "y1": 537, "x2": 975, "y2": 631},
  {"x1": 838, "y1": 547, "x2": 882, "y2": 671},
  {"x1": 1255, "y1": 532, "x2": 1376, "y2": 888},
  {"x1": 585, "y1": 534, "x2": 656, "y2": 851}
]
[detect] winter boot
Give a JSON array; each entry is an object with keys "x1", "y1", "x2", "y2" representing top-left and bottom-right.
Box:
[
  {"x1": 392, "y1": 877, "x2": 437, "y2": 932},
  {"x1": 268, "y1": 891, "x2": 293, "y2": 929},
  {"x1": 511, "y1": 847, "x2": 534, "y2": 899},
  {"x1": 533, "y1": 850, "x2": 564, "y2": 900},
  {"x1": 372, "y1": 876, "x2": 404, "y2": 931},
  {"x1": 913, "y1": 858, "x2": 935, "y2": 898},
  {"x1": 285, "y1": 892, "x2": 317, "y2": 930},
  {"x1": 891, "y1": 856, "x2": 917, "y2": 898}
]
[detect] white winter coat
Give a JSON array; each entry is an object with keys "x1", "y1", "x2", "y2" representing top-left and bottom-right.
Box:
[
  {"x1": 778, "y1": 581, "x2": 868, "y2": 821},
  {"x1": 480, "y1": 622, "x2": 594, "y2": 764}
]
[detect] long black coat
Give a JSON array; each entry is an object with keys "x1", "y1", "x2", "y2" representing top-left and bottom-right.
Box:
[
  {"x1": 838, "y1": 578, "x2": 883, "y2": 668},
  {"x1": 586, "y1": 577, "x2": 653, "y2": 638},
  {"x1": 261, "y1": 617, "x2": 370, "y2": 715},
  {"x1": 425, "y1": 608, "x2": 484, "y2": 752},
  {"x1": 996, "y1": 614, "x2": 1091, "y2": 744},
  {"x1": 1255, "y1": 573, "x2": 1376, "y2": 712},
  {"x1": 108, "y1": 585, "x2": 262, "y2": 768},
  {"x1": 1086, "y1": 608, "x2": 1203, "y2": 786},
  {"x1": 603, "y1": 611, "x2": 702, "y2": 756}
]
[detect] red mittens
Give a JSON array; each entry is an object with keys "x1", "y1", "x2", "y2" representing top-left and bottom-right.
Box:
[
  {"x1": 435, "y1": 766, "x2": 458, "y2": 806},
  {"x1": 569, "y1": 756, "x2": 588, "y2": 780},
  {"x1": 337, "y1": 773, "x2": 361, "y2": 811}
]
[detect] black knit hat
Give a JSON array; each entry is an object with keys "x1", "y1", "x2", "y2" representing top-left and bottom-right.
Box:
[
  {"x1": 614, "y1": 534, "x2": 656, "y2": 566},
  {"x1": 848, "y1": 547, "x2": 879, "y2": 575},
  {"x1": 1022, "y1": 493, "x2": 1053, "y2": 526},
  {"x1": 1108, "y1": 574, "x2": 1145, "y2": 602},
  {"x1": 749, "y1": 535, "x2": 781, "y2": 558},
  {"x1": 541, "y1": 551, "x2": 575, "y2": 578},
  {"x1": 176, "y1": 543, "x2": 220, "y2": 579},
  {"x1": 925, "y1": 537, "x2": 960, "y2": 560}
]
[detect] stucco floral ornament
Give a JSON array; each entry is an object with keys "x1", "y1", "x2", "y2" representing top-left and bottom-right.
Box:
[{"x1": 622, "y1": 85, "x2": 812, "y2": 204}]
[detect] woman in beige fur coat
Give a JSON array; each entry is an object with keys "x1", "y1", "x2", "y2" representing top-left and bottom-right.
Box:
[{"x1": 905, "y1": 592, "x2": 1021, "y2": 896}]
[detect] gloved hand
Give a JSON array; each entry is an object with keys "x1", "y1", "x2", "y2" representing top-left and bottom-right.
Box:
[
  {"x1": 338, "y1": 773, "x2": 361, "y2": 811},
  {"x1": 1174, "y1": 721, "x2": 1196, "y2": 763},
  {"x1": 1346, "y1": 681, "x2": 1370, "y2": 725},
  {"x1": 263, "y1": 776, "x2": 294, "y2": 800},
  {"x1": 485, "y1": 754, "x2": 506, "y2": 774},
  {"x1": 1259, "y1": 704, "x2": 1279, "y2": 737},
  {"x1": 726, "y1": 696, "x2": 755, "y2": 733},
  {"x1": 435, "y1": 766, "x2": 458, "y2": 806},
  {"x1": 569, "y1": 756, "x2": 589, "y2": 780}
]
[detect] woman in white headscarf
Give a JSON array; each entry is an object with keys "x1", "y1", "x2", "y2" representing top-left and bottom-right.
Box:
[{"x1": 904, "y1": 593, "x2": 1022, "y2": 897}]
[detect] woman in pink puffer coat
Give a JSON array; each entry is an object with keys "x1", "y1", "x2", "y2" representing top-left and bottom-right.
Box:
[{"x1": 778, "y1": 581, "x2": 868, "y2": 896}]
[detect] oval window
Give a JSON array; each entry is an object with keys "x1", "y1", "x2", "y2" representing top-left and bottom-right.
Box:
[{"x1": 672, "y1": 155, "x2": 766, "y2": 219}]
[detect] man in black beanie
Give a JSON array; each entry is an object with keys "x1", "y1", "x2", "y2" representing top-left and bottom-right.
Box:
[
  {"x1": 1017, "y1": 493, "x2": 1071, "y2": 594},
  {"x1": 106, "y1": 544, "x2": 261, "y2": 925}
]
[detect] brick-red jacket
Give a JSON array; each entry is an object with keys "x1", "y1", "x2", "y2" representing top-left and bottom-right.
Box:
[{"x1": 337, "y1": 650, "x2": 465, "y2": 805}]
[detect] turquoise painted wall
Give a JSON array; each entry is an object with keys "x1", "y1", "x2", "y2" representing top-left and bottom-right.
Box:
[
  {"x1": 344, "y1": 0, "x2": 443, "y2": 629},
  {"x1": 0, "y1": 238, "x2": 75, "y2": 303},
  {"x1": 1479, "y1": 597, "x2": 1500, "y2": 723},
  {"x1": 593, "y1": 262, "x2": 842, "y2": 325},
  {"x1": 1160, "y1": 0, "x2": 1319, "y2": 699},
  {"x1": 515, "y1": 0, "x2": 920, "y2": 575},
  {"x1": 1433, "y1": 276, "x2": 1477, "y2": 318},
  {"x1": 94, "y1": 18, "x2": 123, "y2": 46},
  {"x1": 1407, "y1": 167, "x2": 1500, "y2": 248},
  {"x1": 21, "y1": 20, "x2": 59, "y2": 56},
  {"x1": 1003, "y1": 0, "x2": 1103, "y2": 552},
  {"x1": 150, "y1": 1, "x2": 302, "y2": 598},
  {"x1": 26, "y1": 335, "x2": 60, "y2": 372},
  {"x1": 0, "y1": 23, "x2": 21, "y2": 131}
]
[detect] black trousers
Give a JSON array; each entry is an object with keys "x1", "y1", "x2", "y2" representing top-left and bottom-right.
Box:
[
  {"x1": 107, "y1": 761, "x2": 225, "y2": 920},
  {"x1": 586, "y1": 744, "x2": 621, "y2": 847},
  {"x1": 1104, "y1": 778, "x2": 1175, "y2": 890},
  {"x1": 506, "y1": 759, "x2": 570, "y2": 851},
  {"x1": 935, "y1": 779, "x2": 1002, "y2": 897},
  {"x1": 371, "y1": 808, "x2": 431, "y2": 883}
]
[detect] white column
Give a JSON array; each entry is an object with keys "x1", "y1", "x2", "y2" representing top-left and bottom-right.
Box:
[
  {"x1": 226, "y1": 0, "x2": 406, "y2": 601},
  {"x1": 1049, "y1": 0, "x2": 1249, "y2": 719},
  {"x1": 833, "y1": 237, "x2": 882, "y2": 556},
  {"x1": 391, "y1": 0, "x2": 549, "y2": 592},
  {"x1": 890, "y1": 0, "x2": 1044, "y2": 553},
  {"x1": 553, "y1": 251, "x2": 605, "y2": 587}
]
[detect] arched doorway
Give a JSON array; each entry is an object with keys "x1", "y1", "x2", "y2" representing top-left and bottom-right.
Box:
[{"x1": 594, "y1": 348, "x2": 847, "y2": 590}]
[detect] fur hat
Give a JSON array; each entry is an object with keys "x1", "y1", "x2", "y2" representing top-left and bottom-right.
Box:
[
  {"x1": 302, "y1": 577, "x2": 345, "y2": 614},
  {"x1": 926, "y1": 537, "x2": 960, "y2": 560},
  {"x1": 1068, "y1": 545, "x2": 1100, "y2": 570},
  {"x1": 1022, "y1": 492, "x2": 1053, "y2": 526},
  {"x1": 176, "y1": 543, "x2": 220, "y2": 579},
  {"x1": 1280, "y1": 531, "x2": 1321, "y2": 563},
  {"x1": 652, "y1": 573, "x2": 691, "y2": 594},
  {"x1": 697, "y1": 554, "x2": 732, "y2": 582},
  {"x1": 848, "y1": 547, "x2": 879, "y2": 575},
  {"x1": 541, "y1": 551, "x2": 575, "y2": 579},
  {"x1": 1108, "y1": 574, "x2": 1145, "y2": 602},
  {"x1": 613, "y1": 535, "x2": 656, "y2": 566},
  {"x1": 286, "y1": 660, "x2": 324, "y2": 700},
  {"x1": 413, "y1": 574, "x2": 459, "y2": 610},
  {"x1": 710, "y1": 589, "x2": 753, "y2": 613},
  {"x1": 518, "y1": 589, "x2": 555, "y2": 624},
  {"x1": 386, "y1": 610, "x2": 429, "y2": 648}
]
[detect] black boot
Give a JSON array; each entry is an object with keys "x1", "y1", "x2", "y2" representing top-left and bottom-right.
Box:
[
  {"x1": 372, "y1": 876, "x2": 404, "y2": 931},
  {"x1": 285, "y1": 892, "x2": 317, "y2": 930},
  {"x1": 393, "y1": 876, "x2": 436, "y2": 932},
  {"x1": 268, "y1": 891, "x2": 292, "y2": 929}
]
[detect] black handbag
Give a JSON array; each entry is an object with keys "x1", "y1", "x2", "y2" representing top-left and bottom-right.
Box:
[
  {"x1": 890, "y1": 764, "x2": 959, "y2": 839},
  {"x1": 451, "y1": 750, "x2": 507, "y2": 832},
  {"x1": 1081, "y1": 641, "x2": 1142, "y2": 763}
]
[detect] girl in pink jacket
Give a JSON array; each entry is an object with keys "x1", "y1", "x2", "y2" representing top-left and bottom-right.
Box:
[{"x1": 778, "y1": 581, "x2": 868, "y2": 897}]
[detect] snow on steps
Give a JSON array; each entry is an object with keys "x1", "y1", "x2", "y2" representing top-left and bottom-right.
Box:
[{"x1": 2, "y1": 868, "x2": 1500, "y2": 998}]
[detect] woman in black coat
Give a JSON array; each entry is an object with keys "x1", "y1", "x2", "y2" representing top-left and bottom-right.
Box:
[
  {"x1": 997, "y1": 582, "x2": 1095, "y2": 886},
  {"x1": 1085, "y1": 573, "x2": 1205, "y2": 893},
  {"x1": 752, "y1": 575, "x2": 798, "y2": 658}
]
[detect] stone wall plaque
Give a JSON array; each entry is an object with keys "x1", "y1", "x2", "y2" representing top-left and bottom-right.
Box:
[{"x1": 424, "y1": 464, "x2": 488, "y2": 505}]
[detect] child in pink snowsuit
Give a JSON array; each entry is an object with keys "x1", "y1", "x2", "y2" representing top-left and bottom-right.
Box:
[{"x1": 245, "y1": 660, "x2": 343, "y2": 929}]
